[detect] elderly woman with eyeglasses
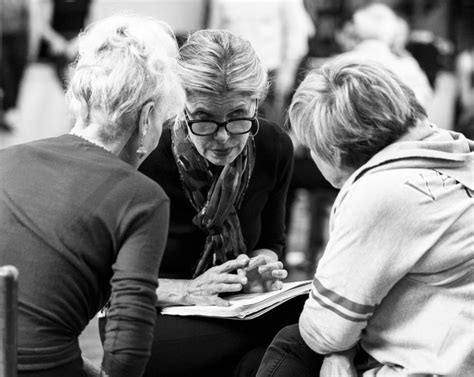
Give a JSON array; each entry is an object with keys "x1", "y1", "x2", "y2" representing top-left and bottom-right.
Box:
[
  {"x1": 112, "y1": 29, "x2": 301, "y2": 377},
  {"x1": 0, "y1": 14, "x2": 185, "y2": 377}
]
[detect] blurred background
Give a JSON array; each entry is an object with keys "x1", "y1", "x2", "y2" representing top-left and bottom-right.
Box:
[{"x1": 1, "y1": 0, "x2": 473, "y2": 366}]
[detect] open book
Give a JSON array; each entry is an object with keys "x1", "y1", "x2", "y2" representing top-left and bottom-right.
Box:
[{"x1": 160, "y1": 280, "x2": 312, "y2": 320}]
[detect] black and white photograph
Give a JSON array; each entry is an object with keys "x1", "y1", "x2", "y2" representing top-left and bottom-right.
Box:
[{"x1": 1, "y1": 1, "x2": 473, "y2": 376}]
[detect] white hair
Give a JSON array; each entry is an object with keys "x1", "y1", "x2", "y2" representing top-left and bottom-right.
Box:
[
  {"x1": 352, "y1": 3, "x2": 400, "y2": 46},
  {"x1": 66, "y1": 14, "x2": 185, "y2": 141}
]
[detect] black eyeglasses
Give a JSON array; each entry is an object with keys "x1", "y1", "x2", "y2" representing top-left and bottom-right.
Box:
[{"x1": 184, "y1": 100, "x2": 258, "y2": 136}]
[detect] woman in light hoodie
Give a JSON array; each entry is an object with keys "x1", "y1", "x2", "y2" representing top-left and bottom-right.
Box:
[{"x1": 256, "y1": 57, "x2": 473, "y2": 377}]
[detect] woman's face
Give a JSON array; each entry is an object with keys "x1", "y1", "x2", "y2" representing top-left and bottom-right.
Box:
[{"x1": 185, "y1": 93, "x2": 256, "y2": 166}]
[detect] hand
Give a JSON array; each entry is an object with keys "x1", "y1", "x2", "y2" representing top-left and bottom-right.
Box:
[
  {"x1": 184, "y1": 254, "x2": 249, "y2": 306},
  {"x1": 319, "y1": 350, "x2": 357, "y2": 377},
  {"x1": 243, "y1": 251, "x2": 288, "y2": 293},
  {"x1": 83, "y1": 357, "x2": 101, "y2": 377},
  {"x1": 65, "y1": 38, "x2": 79, "y2": 61},
  {"x1": 48, "y1": 34, "x2": 68, "y2": 56}
]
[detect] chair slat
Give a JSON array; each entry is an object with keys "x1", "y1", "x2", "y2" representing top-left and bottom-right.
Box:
[{"x1": 0, "y1": 265, "x2": 19, "y2": 377}]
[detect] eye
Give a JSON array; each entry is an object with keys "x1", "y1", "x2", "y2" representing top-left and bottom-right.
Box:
[{"x1": 193, "y1": 111, "x2": 212, "y2": 120}]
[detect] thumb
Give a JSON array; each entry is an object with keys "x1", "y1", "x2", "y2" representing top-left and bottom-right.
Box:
[{"x1": 213, "y1": 296, "x2": 231, "y2": 307}]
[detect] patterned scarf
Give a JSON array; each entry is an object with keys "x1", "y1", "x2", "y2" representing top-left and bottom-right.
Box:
[{"x1": 172, "y1": 120, "x2": 256, "y2": 278}]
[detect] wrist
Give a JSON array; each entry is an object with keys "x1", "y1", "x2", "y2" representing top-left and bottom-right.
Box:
[{"x1": 156, "y1": 279, "x2": 193, "y2": 306}]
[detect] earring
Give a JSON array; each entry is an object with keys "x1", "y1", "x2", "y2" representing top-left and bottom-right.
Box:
[
  {"x1": 136, "y1": 143, "x2": 147, "y2": 159},
  {"x1": 250, "y1": 118, "x2": 260, "y2": 136}
]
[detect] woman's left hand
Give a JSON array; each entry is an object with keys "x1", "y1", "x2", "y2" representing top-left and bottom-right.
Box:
[{"x1": 243, "y1": 249, "x2": 288, "y2": 293}]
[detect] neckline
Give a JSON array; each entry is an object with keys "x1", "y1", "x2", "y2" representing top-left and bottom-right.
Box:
[{"x1": 68, "y1": 132, "x2": 113, "y2": 154}]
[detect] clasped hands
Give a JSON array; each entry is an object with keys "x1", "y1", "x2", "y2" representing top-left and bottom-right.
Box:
[{"x1": 184, "y1": 253, "x2": 288, "y2": 307}]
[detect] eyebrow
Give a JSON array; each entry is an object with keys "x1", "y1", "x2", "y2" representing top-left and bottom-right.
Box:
[{"x1": 187, "y1": 102, "x2": 251, "y2": 117}]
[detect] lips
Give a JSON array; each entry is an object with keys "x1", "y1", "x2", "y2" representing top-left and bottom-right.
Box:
[{"x1": 211, "y1": 148, "x2": 232, "y2": 156}]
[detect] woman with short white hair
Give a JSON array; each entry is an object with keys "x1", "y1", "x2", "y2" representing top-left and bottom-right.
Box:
[
  {"x1": 0, "y1": 14, "x2": 184, "y2": 377},
  {"x1": 256, "y1": 57, "x2": 473, "y2": 377}
]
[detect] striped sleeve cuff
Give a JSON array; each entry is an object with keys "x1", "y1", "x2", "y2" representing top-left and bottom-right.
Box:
[{"x1": 311, "y1": 277, "x2": 375, "y2": 323}]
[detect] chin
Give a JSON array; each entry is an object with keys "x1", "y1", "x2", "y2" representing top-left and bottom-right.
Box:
[
  {"x1": 207, "y1": 152, "x2": 239, "y2": 166},
  {"x1": 208, "y1": 156, "x2": 233, "y2": 166}
]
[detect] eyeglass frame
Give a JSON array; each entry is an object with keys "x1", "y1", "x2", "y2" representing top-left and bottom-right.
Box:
[{"x1": 184, "y1": 99, "x2": 259, "y2": 136}]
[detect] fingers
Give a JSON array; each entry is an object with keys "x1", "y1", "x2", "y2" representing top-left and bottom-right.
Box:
[
  {"x1": 245, "y1": 255, "x2": 268, "y2": 272},
  {"x1": 264, "y1": 269, "x2": 288, "y2": 281},
  {"x1": 257, "y1": 261, "x2": 284, "y2": 273},
  {"x1": 213, "y1": 282, "x2": 245, "y2": 293},
  {"x1": 215, "y1": 273, "x2": 247, "y2": 285},
  {"x1": 216, "y1": 254, "x2": 250, "y2": 274},
  {"x1": 256, "y1": 262, "x2": 288, "y2": 280},
  {"x1": 269, "y1": 280, "x2": 284, "y2": 291},
  {"x1": 209, "y1": 296, "x2": 231, "y2": 307}
]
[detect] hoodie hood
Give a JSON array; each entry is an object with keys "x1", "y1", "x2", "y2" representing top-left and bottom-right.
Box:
[{"x1": 346, "y1": 124, "x2": 474, "y2": 191}]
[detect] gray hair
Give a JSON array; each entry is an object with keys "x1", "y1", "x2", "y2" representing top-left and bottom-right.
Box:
[
  {"x1": 66, "y1": 14, "x2": 185, "y2": 141},
  {"x1": 289, "y1": 57, "x2": 427, "y2": 169},
  {"x1": 352, "y1": 3, "x2": 400, "y2": 46},
  {"x1": 178, "y1": 29, "x2": 268, "y2": 102}
]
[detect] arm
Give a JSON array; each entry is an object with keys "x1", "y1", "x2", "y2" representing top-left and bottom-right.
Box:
[
  {"x1": 299, "y1": 174, "x2": 432, "y2": 354},
  {"x1": 456, "y1": 50, "x2": 474, "y2": 110},
  {"x1": 101, "y1": 194, "x2": 168, "y2": 377},
  {"x1": 277, "y1": 0, "x2": 314, "y2": 99},
  {"x1": 65, "y1": 0, "x2": 95, "y2": 60},
  {"x1": 206, "y1": 0, "x2": 223, "y2": 29},
  {"x1": 255, "y1": 126, "x2": 294, "y2": 255},
  {"x1": 29, "y1": 0, "x2": 68, "y2": 56}
]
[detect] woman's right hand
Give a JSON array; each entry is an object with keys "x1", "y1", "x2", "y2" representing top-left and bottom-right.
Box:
[
  {"x1": 183, "y1": 254, "x2": 250, "y2": 306},
  {"x1": 319, "y1": 348, "x2": 358, "y2": 377}
]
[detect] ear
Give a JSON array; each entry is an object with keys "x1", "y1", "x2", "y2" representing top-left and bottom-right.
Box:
[
  {"x1": 332, "y1": 149, "x2": 343, "y2": 168},
  {"x1": 137, "y1": 101, "x2": 155, "y2": 139}
]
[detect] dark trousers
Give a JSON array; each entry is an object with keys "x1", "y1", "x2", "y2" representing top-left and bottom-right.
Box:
[
  {"x1": 1, "y1": 32, "x2": 28, "y2": 111},
  {"x1": 256, "y1": 324, "x2": 381, "y2": 377},
  {"x1": 99, "y1": 296, "x2": 306, "y2": 377},
  {"x1": 256, "y1": 324, "x2": 324, "y2": 377}
]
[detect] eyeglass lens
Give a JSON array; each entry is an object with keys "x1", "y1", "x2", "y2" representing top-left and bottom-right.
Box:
[{"x1": 192, "y1": 119, "x2": 253, "y2": 135}]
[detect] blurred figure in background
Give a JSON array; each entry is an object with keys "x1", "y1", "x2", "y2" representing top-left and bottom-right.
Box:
[
  {"x1": 455, "y1": 47, "x2": 474, "y2": 139},
  {"x1": 208, "y1": 0, "x2": 313, "y2": 123},
  {"x1": 0, "y1": 0, "x2": 30, "y2": 132},
  {"x1": 31, "y1": 0, "x2": 94, "y2": 89},
  {"x1": 283, "y1": 0, "x2": 348, "y2": 272},
  {"x1": 336, "y1": 2, "x2": 433, "y2": 109},
  {"x1": 452, "y1": 0, "x2": 474, "y2": 139}
]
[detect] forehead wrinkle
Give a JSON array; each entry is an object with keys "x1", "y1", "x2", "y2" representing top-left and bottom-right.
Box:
[{"x1": 187, "y1": 95, "x2": 250, "y2": 114}]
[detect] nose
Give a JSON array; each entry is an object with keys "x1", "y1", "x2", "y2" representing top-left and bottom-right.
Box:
[{"x1": 214, "y1": 126, "x2": 230, "y2": 142}]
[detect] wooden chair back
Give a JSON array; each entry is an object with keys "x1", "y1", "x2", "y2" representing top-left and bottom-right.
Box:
[{"x1": 0, "y1": 265, "x2": 18, "y2": 377}]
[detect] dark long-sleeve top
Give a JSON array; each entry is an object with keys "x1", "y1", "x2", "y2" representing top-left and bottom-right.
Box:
[
  {"x1": 0, "y1": 135, "x2": 169, "y2": 377},
  {"x1": 139, "y1": 118, "x2": 294, "y2": 279}
]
